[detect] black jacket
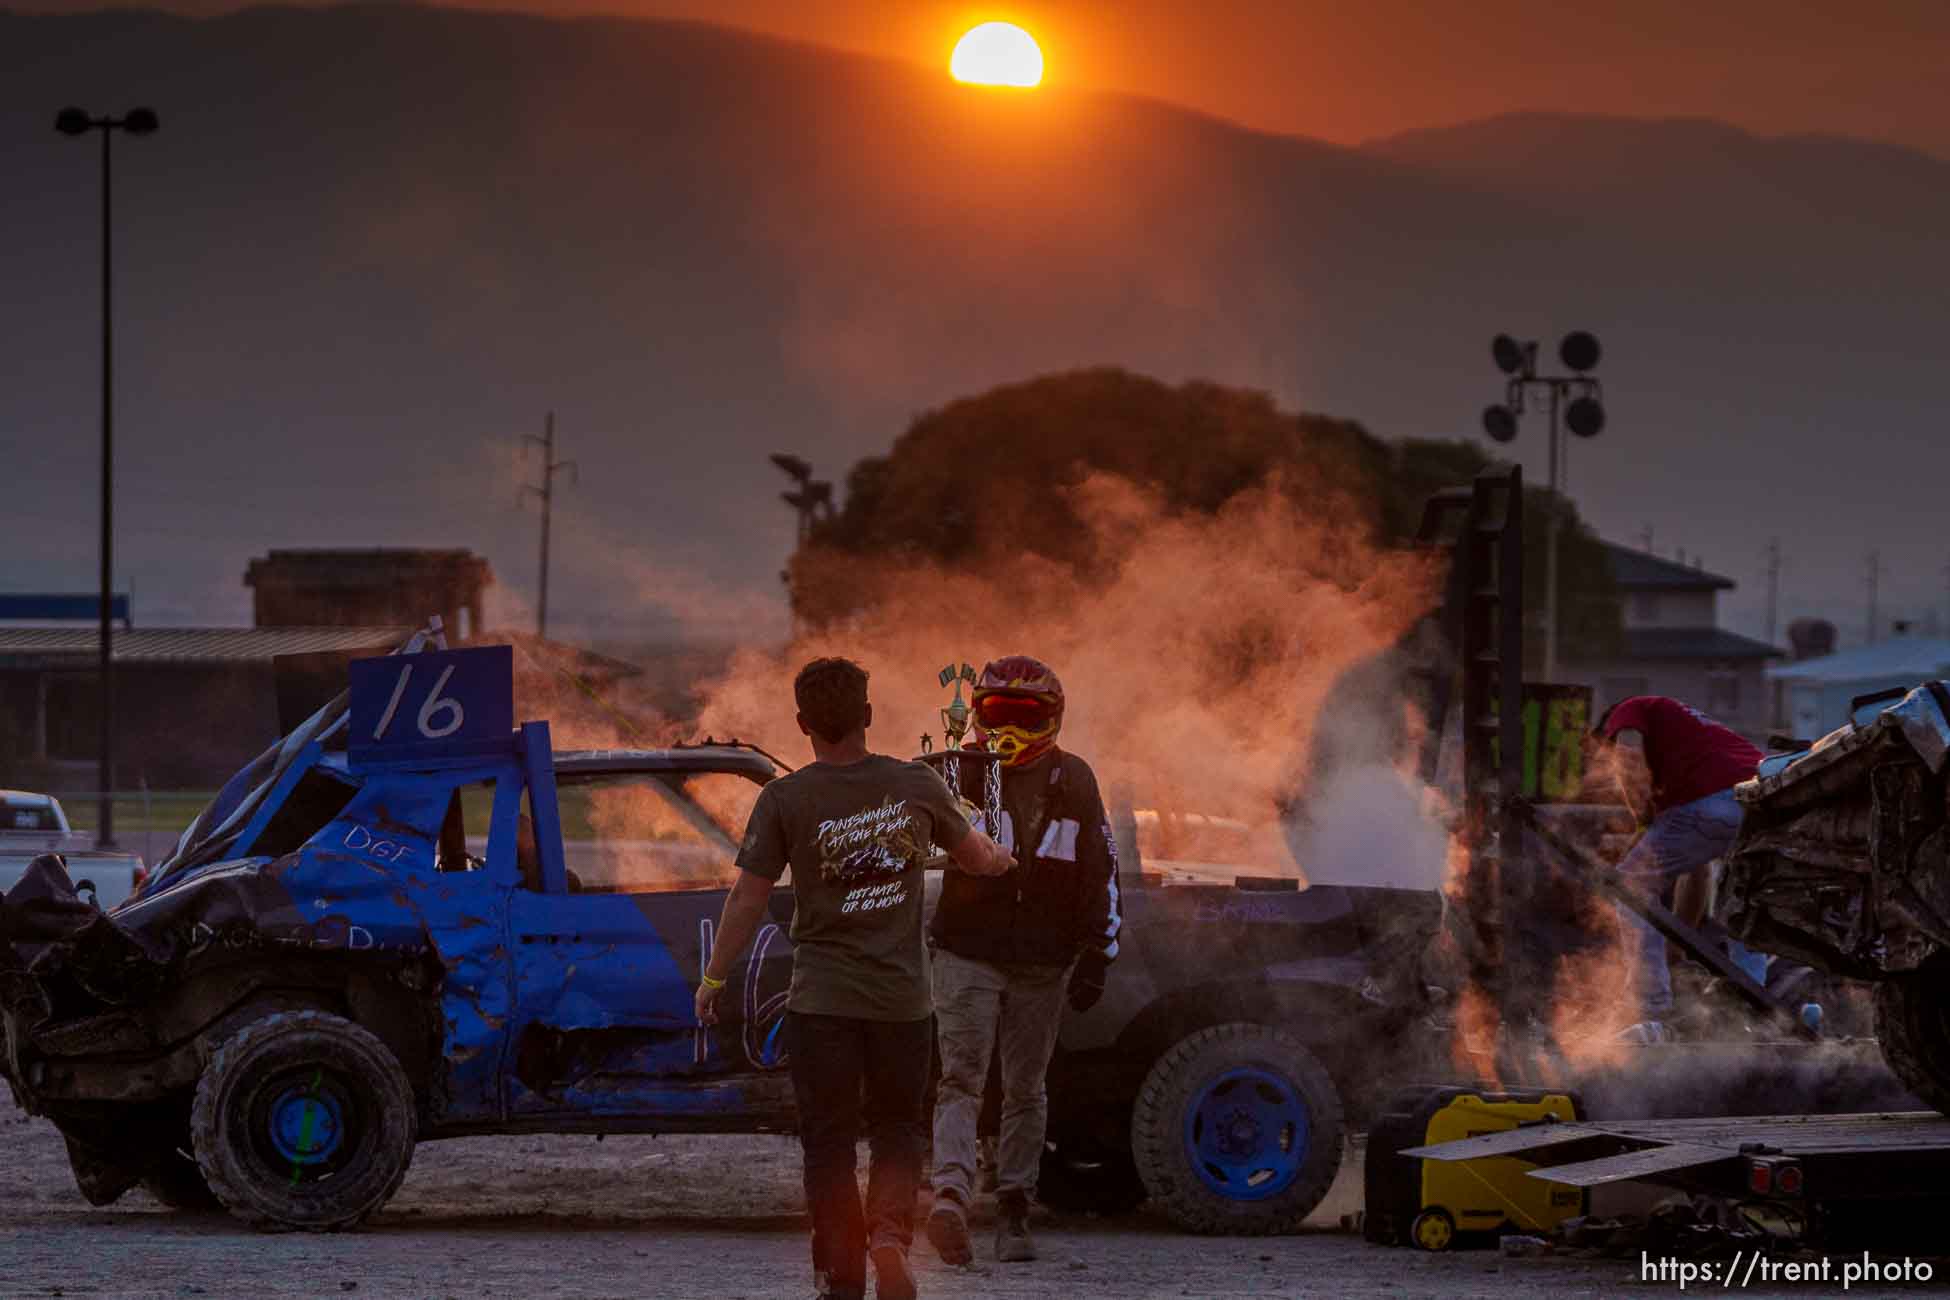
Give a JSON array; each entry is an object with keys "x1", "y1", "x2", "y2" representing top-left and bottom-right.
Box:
[{"x1": 929, "y1": 748, "x2": 1121, "y2": 970}]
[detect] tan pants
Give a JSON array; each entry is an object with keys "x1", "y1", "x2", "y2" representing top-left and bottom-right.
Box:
[{"x1": 930, "y1": 947, "x2": 1071, "y2": 1204}]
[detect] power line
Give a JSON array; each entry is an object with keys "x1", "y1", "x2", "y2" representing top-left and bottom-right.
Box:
[{"x1": 522, "y1": 412, "x2": 578, "y2": 641}]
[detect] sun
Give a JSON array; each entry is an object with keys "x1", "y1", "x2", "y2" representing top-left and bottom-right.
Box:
[{"x1": 950, "y1": 21, "x2": 1043, "y2": 88}]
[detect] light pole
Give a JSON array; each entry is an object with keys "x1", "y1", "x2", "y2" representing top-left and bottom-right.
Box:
[
  {"x1": 770, "y1": 454, "x2": 833, "y2": 634},
  {"x1": 1482, "y1": 331, "x2": 1605, "y2": 682},
  {"x1": 770, "y1": 454, "x2": 833, "y2": 547},
  {"x1": 56, "y1": 105, "x2": 159, "y2": 849}
]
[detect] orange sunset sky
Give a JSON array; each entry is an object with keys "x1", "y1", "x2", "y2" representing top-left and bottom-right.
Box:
[{"x1": 24, "y1": 0, "x2": 1950, "y2": 157}]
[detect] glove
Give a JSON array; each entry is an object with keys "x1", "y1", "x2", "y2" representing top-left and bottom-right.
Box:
[{"x1": 1068, "y1": 956, "x2": 1109, "y2": 1013}]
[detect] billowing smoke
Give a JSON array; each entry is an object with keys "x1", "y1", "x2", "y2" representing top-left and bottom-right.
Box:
[
  {"x1": 1287, "y1": 763, "x2": 1449, "y2": 890},
  {"x1": 692, "y1": 471, "x2": 1441, "y2": 879}
]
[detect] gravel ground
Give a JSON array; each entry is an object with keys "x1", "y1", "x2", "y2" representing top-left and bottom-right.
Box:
[{"x1": 0, "y1": 1097, "x2": 1878, "y2": 1299}]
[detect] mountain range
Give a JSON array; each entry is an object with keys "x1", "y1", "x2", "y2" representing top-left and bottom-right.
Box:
[{"x1": 2, "y1": 5, "x2": 1946, "y2": 643}]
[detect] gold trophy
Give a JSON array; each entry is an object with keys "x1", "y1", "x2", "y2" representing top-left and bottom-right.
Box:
[
  {"x1": 940, "y1": 662, "x2": 976, "y2": 750},
  {"x1": 924, "y1": 662, "x2": 1003, "y2": 840}
]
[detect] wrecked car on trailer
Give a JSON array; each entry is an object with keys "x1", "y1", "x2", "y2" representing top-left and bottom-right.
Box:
[
  {"x1": 1724, "y1": 681, "x2": 1950, "y2": 1111},
  {"x1": 0, "y1": 640, "x2": 1445, "y2": 1232}
]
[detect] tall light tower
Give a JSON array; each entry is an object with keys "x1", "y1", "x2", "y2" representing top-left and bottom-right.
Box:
[
  {"x1": 770, "y1": 454, "x2": 833, "y2": 632},
  {"x1": 770, "y1": 454, "x2": 833, "y2": 546},
  {"x1": 56, "y1": 105, "x2": 160, "y2": 849},
  {"x1": 1482, "y1": 331, "x2": 1606, "y2": 682}
]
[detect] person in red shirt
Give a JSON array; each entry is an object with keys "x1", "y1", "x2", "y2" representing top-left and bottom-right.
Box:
[{"x1": 1590, "y1": 696, "x2": 1769, "y2": 1041}]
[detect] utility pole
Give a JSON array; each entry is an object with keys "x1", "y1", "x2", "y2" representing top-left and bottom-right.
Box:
[
  {"x1": 522, "y1": 413, "x2": 577, "y2": 641},
  {"x1": 1763, "y1": 538, "x2": 1781, "y2": 646},
  {"x1": 1867, "y1": 550, "x2": 1882, "y2": 646},
  {"x1": 1639, "y1": 525, "x2": 1654, "y2": 553}
]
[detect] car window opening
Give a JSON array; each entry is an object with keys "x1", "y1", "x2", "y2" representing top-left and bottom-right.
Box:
[
  {"x1": 552, "y1": 772, "x2": 741, "y2": 895},
  {"x1": 438, "y1": 779, "x2": 495, "y2": 874},
  {"x1": 250, "y1": 769, "x2": 360, "y2": 860}
]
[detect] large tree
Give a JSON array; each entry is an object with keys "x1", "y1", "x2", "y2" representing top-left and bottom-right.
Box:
[{"x1": 791, "y1": 367, "x2": 1618, "y2": 664}]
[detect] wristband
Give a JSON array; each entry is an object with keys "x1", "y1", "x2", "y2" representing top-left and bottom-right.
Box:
[{"x1": 699, "y1": 971, "x2": 726, "y2": 990}]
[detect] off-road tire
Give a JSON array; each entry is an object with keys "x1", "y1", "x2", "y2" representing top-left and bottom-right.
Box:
[
  {"x1": 141, "y1": 1145, "x2": 223, "y2": 1210},
  {"x1": 1036, "y1": 1142, "x2": 1147, "y2": 1215},
  {"x1": 190, "y1": 1010, "x2": 417, "y2": 1230},
  {"x1": 1875, "y1": 958, "x2": 1950, "y2": 1114},
  {"x1": 1130, "y1": 1023, "x2": 1343, "y2": 1235}
]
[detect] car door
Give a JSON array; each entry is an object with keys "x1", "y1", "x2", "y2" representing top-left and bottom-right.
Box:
[{"x1": 503, "y1": 765, "x2": 795, "y2": 1126}]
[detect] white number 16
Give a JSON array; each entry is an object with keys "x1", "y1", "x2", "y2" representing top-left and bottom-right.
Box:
[{"x1": 373, "y1": 663, "x2": 466, "y2": 742}]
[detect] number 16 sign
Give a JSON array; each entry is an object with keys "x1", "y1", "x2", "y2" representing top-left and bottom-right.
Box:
[{"x1": 348, "y1": 645, "x2": 514, "y2": 766}]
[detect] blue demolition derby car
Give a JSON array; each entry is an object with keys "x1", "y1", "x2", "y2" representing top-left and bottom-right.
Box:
[{"x1": 0, "y1": 643, "x2": 1444, "y2": 1232}]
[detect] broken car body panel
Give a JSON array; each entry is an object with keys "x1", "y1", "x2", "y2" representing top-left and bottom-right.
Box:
[
  {"x1": 1725, "y1": 682, "x2": 1950, "y2": 977},
  {"x1": 0, "y1": 646, "x2": 799, "y2": 1141}
]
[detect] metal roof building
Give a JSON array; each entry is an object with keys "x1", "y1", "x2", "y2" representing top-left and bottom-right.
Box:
[
  {"x1": 0, "y1": 622, "x2": 643, "y2": 793},
  {"x1": 0, "y1": 626, "x2": 404, "y2": 667},
  {"x1": 1767, "y1": 637, "x2": 1950, "y2": 738}
]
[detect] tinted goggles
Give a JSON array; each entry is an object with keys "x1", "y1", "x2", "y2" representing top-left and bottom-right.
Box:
[{"x1": 973, "y1": 691, "x2": 1060, "y2": 730}]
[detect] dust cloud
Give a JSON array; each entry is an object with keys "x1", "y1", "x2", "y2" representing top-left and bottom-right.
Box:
[
  {"x1": 1289, "y1": 764, "x2": 1449, "y2": 890},
  {"x1": 692, "y1": 471, "x2": 1441, "y2": 879}
]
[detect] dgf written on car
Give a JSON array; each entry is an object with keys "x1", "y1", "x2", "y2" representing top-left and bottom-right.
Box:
[{"x1": 341, "y1": 822, "x2": 417, "y2": 865}]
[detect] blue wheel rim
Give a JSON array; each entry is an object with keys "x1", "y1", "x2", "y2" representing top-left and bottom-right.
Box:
[
  {"x1": 1182, "y1": 1065, "x2": 1310, "y2": 1201},
  {"x1": 269, "y1": 1078, "x2": 346, "y2": 1166}
]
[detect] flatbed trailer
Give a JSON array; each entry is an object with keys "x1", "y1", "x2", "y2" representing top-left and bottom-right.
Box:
[
  {"x1": 1406, "y1": 1109, "x2": 1950, "y2": 1203},
  {"x1": 1397, "y1": 470, "x2": 1945, "y2": 1233}
]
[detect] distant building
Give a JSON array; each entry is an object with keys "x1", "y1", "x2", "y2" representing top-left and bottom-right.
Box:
[
  {"x1": 1561, "y1": 544, "x2": 1782, "y2": 737},
  {"x1": 1768, "y1": 636, "x2": 1950, "y2": 738},
  {"x1": 0, "y1": 548, "x2": 637, "y2": 799},
  {"x1": 0, "y1": 626, "x2": 403, "y2": 790},
  {"x1": 245, "y1": 549, "x2": 492, "y2": 636}
]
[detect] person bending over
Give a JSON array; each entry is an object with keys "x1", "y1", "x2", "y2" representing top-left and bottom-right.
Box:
[{"x1": 1590, "y1": 695, "x2": 1770, "y2": 1042}]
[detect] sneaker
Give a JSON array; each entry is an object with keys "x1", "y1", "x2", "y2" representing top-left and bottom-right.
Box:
[
  {"x1": 926, "y1": 1197, "x2": 972, "y2": 1266},
  {"x1": 869, "y1": 1245, "x2": 917, "y2": 1300},
  {"x1": 1617, "y1": 1019, "x2": 1674, "y2": 1044},
  {"x1": 995, "y1": 1191, "x2": 1036, "y2": 1263}
]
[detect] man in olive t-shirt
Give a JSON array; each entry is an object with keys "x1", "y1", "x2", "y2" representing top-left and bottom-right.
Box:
[
  {"x1": 740, "y1": 757, "x2": 963, "y2": 1019},
  {"x1": 695, "y1": 657, "x2": 1010, "y2": 1300}
]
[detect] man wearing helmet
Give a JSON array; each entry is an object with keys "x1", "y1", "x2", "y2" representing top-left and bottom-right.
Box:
[{"x1": 925, "y1": 655, "x2": 1121, "y2": 1266}]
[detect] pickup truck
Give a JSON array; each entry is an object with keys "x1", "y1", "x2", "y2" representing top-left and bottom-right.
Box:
[
  {"x1": 0, "y1": 643, "x2": 1444, "y2": 1233},
  {"x1": 1, "y1": 790, "x2": 145, "y2": 908}
]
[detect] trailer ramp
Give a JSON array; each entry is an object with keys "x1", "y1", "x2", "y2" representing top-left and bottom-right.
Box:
[{"x1": 1405, "y1": 1111, "x2": 1950, "y2": 1194}]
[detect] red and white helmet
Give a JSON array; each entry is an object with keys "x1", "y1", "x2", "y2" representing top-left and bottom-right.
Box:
[{"x1": 972, "y1": 654, "x2": 1065, "y2": 768}]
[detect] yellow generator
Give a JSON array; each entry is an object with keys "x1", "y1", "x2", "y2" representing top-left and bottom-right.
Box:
[{"x1": 1364, "y1": 1085, "x2": 1586, "y2": 1250}]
